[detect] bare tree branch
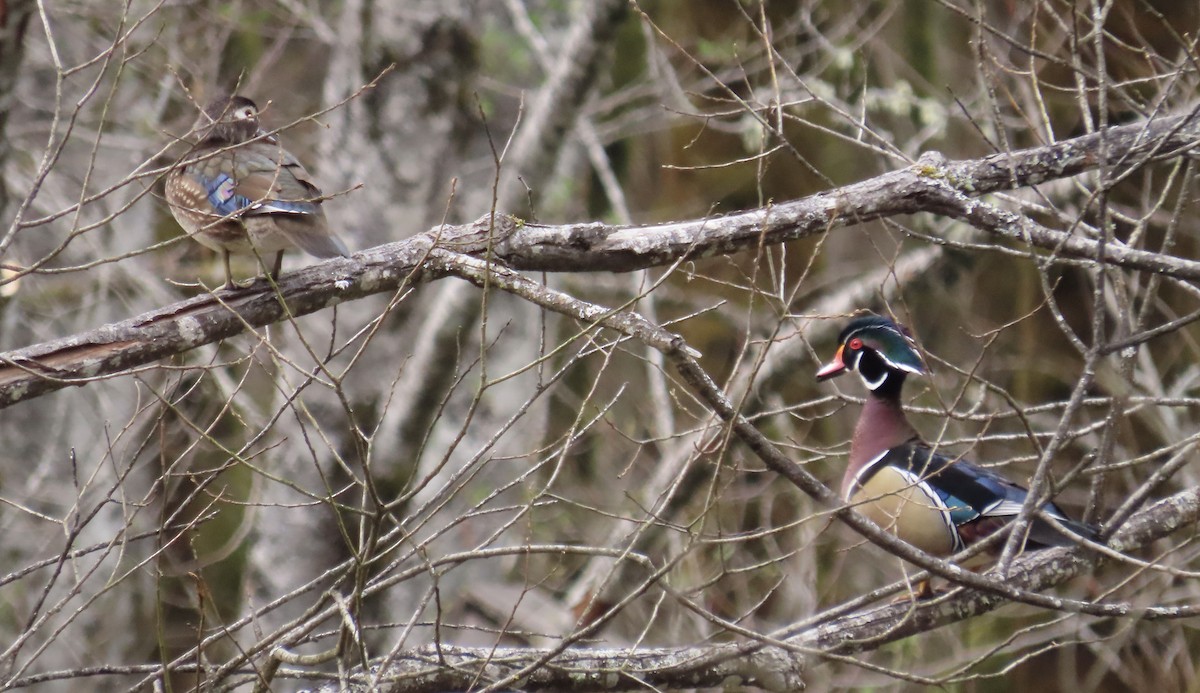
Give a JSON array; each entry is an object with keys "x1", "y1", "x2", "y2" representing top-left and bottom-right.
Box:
[{"x1": 3, "y1": 110, "x2": 1198, "y2": 411}]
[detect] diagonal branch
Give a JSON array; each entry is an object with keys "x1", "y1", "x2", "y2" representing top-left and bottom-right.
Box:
[
  {"x1": 2, "y1": 110, "x2": 1198, "y2": 410},
  {"x1": 283, "y1": 249, "x2": 1200, "y2": 692}
]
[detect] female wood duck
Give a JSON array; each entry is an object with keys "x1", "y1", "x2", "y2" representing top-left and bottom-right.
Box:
[
  {"x1": 817, "y1": 315, "x2": 1097, "y2": 575},
  {"x1": 166, "y1": 94, "x2": 351, "y2": 289}
]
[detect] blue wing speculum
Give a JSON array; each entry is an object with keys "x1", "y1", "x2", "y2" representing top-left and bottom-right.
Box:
[{"x1": 200, "y1": 172, "x2": 318, "y2": 217}]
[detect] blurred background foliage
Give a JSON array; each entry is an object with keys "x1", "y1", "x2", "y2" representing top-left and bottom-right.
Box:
[{"x1": 0, "y1": 0, "x2": 1198, "y2": 691}]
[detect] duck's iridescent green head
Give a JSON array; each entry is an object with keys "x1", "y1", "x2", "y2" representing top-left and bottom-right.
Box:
[{"x1": 817, "y1": 315, "x2": 926, "y2": 393}]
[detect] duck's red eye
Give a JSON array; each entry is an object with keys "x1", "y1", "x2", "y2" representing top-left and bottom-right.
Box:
[{"x1": 848, "y1": 337, "x2": 863, "y2": 350}]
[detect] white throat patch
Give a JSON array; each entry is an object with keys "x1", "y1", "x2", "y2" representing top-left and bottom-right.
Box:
[{"x1": 861, "y1": 369, "x2": 888, "y2": 391}]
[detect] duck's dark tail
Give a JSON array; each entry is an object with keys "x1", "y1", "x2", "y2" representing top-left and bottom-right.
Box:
[{"x1": 1030, "y1": 512, "x2": 1101, "y2": 548}]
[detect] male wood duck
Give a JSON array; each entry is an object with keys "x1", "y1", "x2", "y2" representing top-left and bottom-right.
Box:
[
  {"x1": 166, "y1": 94, "x2": 350, "y2": 289},
  {"x1": 817, "y1": 315, "x2": 1097, "y2": 582}
]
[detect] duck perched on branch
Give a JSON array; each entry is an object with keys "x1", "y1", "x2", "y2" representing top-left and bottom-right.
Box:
[
  {"x1": 166, "y1": 94, "x2": 351, "y2": 289},
  {"x1": 817, "y1": 314, "x2": 1097, "y2": 592}
]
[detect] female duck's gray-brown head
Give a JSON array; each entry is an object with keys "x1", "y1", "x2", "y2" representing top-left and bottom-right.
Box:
[
  {"x1": 816, "y1": 315, "x2": 926, "y2": 397},
  {"x1": 193, "y1": 94, "x2": 263, "y2": 145}
]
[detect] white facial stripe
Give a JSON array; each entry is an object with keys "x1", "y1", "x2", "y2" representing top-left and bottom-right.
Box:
[
  {"x1": 880, "y1": 352, "x2": 924, "y2": 374},
  {"x1": 861, "y1": 369, "x2": 888, "y2": 390}
]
